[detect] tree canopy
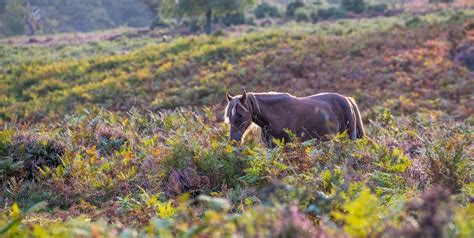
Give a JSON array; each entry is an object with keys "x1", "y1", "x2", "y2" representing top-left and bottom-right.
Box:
[
  {"x1": 0, "y1": 0, "x2": 155, "y2": 37},
  {"x1": 160, "y1": 0, "x2": 255, "y2": 34}
]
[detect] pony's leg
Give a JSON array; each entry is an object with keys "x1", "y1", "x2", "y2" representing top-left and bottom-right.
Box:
[
  {"x1": 339, "y1": 97, "x2": 357, "y2": 140},
  {"x1": 348, "y1": 106, "x2": 357, "y2": 140},
  {"x1": 260, "y1": 127, "x2": 277, "y2": 148}
]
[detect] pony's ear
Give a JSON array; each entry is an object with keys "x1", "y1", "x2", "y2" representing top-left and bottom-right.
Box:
[
  {"x1": 226, "y1": 93, "x2": 233, "y2": 101},
  {"x1": 240, "y1": 91, "x2": 247, "y2": 103}
]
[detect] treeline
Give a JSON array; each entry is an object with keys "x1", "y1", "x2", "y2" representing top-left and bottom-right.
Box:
[
  {"x1": 0, "y1": 0, "x2": 155, "y2": 37},
  {"x1": 0, "y1": 0, "x2": 458, "y2": 37}
]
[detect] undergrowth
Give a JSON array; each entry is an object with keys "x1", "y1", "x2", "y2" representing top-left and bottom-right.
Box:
[{"x1": 0, "y1": 8, "x2": 473, "y2": 238}]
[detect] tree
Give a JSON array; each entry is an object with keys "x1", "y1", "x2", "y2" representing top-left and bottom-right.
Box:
[
  {"x1": 429, "y1": 0, "x2": 455, "y2": 5},
  {"x1": 0, "y1": 0, "x2": 27, "y2": 37},
  {"x1": 25, "y1": 2, "x2": 43, "y2": 35},
  {"x1": 160, "y1": 0, "x2": 255, "y2": 34},
  {"x1": 286, "y1": 0, "x2": 305, "y2": 18},
  {"x1": 0, "y1": 0, "x2": 6, "y2": 14},
  {"x1": 383, "y1": 0, "x2": 409, "y2": 9},
  {"x1": 139, "y1": 0, "x2": 161, "y2": 13},
  {"x1": 254, "y1": 2, "x2": 280, "y2": 19},
  {"x1": 340, "y1": 0, "x2": 365, "y2": 14}
]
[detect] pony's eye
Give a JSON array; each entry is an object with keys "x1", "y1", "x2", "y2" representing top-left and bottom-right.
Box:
[{"x1": 237, "y1": 114, "x2": 242, "y2": 118}]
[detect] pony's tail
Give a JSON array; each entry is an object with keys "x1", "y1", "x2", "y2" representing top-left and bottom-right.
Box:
[{"x1": 347, "y1": 97, "x2": 365, "y2": 139}]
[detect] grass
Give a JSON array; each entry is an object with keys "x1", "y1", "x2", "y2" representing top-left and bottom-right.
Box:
[{"x1": 0, "y1": 8, "x2": 473, "y2": 237}]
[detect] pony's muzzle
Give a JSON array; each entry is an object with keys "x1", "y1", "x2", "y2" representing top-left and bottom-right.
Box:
[{"x1": 230, "y1": 131, "x2": 243, "y2": 143}]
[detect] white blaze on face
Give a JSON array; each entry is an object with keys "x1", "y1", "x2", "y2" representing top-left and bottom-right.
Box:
[{"x1": 231, "y1": 103, "x2": 237, "y2": 117}]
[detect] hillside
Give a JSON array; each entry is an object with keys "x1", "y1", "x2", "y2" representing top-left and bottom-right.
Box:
[{"x1": 0, "y1": 9, "x2": 473, "y2": 237}]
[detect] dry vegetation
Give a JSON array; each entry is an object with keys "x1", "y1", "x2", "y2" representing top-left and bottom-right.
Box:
[{"x1": 0, "y1": 7, "x2": 473, "y2": 238}]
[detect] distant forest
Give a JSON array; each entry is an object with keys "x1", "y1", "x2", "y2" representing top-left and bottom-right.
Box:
[
  {"x1": 0, "y1": 0, "x2": 460, "y2": 37},
  {"x1": 0, "y1": 0, "x2": 156, "y2": 36}
]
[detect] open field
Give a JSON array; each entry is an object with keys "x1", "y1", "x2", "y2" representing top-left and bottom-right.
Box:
[{"x1": 0, "y1": 7, "x2": 473, "y2": 237}]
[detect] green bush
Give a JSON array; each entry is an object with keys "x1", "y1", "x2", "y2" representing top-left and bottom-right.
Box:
[
  {"x1": 0, "y1": 0, "x2": 27, "y2": 37},
  {"x1": 405, "y1": 16, "x2": 423, "y2": 28},
  {"x1": 150, "y1": 16, "x2": 169, "y2": 29},
  {"x1": 295, "y1": 10, "x2": 309, "y2": 22},
  {"x1": 182, "y1": 19, "x2": 202, "y2": 33},
  {"x1": 366, "y1": 3, "x2": 388, "y2": 15},
  {"x1": 429, "y1": 0, "x2": 455, "y2": 3},
  {"x1": 221, "y1": 12, "x2": 246, "y2": 27},
  {"x1": 8, "y1": 132, "x2": 65, "y2": 179},
  {"x1": 254, "y1": 2, "x2": 281, "y2": 19},
  {"x1": 318, "y1": 7, "x2": 348, "y2": 20},
  {"x1": 424, "y1": 132, "x2": 471, "y2": 193},
  {"x1": 340, "y1": 0, "x2": 365, "y2": 14},
  {"x1": 286, "y1": 0, "x2": 305, "y2": 18}
]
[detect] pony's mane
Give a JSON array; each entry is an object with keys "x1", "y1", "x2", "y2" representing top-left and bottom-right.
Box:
[
  {"x1": 224, "y1": 92, "x2": 294, "y2": 123},
  {"x1": 251, "y1": 92, "x2": 293, "y2": 101},
  {"x1": 224, "y1": 92, "x2": 293, "y2": 123},
  {"x1": 250, "y1": 91, "x2": 291, "y2": 96}
]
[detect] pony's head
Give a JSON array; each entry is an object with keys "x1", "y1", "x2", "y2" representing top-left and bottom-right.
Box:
[{"x1": 224, "y1": 91, "x2": 253, "y2": 143}]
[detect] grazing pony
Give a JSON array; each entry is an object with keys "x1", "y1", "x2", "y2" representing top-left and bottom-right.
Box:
[{"x1": 225, "y1": 91, "x2": 364, "y2": 147}]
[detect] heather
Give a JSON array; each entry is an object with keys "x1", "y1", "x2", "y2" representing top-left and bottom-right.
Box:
[{"x1": 0, "y1": 8, "x2": 473, "y2": 238}]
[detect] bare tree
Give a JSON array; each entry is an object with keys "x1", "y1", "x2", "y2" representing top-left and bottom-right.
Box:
[{"x1": 25, "y1": 2, "x2": 42, "y2": 35}]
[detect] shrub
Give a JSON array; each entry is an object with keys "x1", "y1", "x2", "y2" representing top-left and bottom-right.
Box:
[
  {"x1": 365, "y1": 3, "x2": 388, "y2": 15},
  {"x1": 182, "y1": 19, "x2": 202, "y2": 33},
  {"x1": 164, "y1": 168, "x2": 211, "y2": 197},
  {"x1": 211, "y1": 29, "x2": 227, "y2": 37},
  {"x1": 429, "y1": 0, "x2": 454, "y2": 3},
  {"x1": 286, "y1": 0, "x2": 305, "y2": 18},
  {"x1": 405, "y1": 16, "x2": 423, "y2": 28},
  {"x1": 294, "y1": 9, "x2": 309, "y2": 22},
  {"x1": 340, "y1": 0, "x2": 365, "y2": 14},
  {"x1": 221, "y1": 12, "x2": 246, "y2": 27},
  {"x1": 0, "y1": 129, "x2": 13, "y2": 158},
  {"x1": 95, "y1": 125, "x2": 127, "y2": 156},
  {"x1": 245, "y1": 16, "x2": 256, "y2": 25},
  {"x1": 333, "y1": 188, "x2": 384, "y2": 236},
  {"x1": 310, "y1": 11, "x2": 318, "y2": 23},
  {"x1": 397, "y1": 186, "x2": 454, "y2": 237},
  {"x1": 150, "y1": 16, "x2": 169, "y2": 29},
  {"x1": 254, "y1": 2, "x2": 281, "y2": 19},
  {"x1": 424, "y1": 132, "x2": 470, "y2": 193},
  {"x1": 317, "y1": 7, "x2": 348, "y2": 20},
  {"x1": 9, "y1": 132, "x2": 65, "y2": 178},
  {"x1": 274, "y1": 204, "x2": 321, "y2": 237},
  {"x1": 0, "y1": 0, "x2": 27, "y2": 37}
]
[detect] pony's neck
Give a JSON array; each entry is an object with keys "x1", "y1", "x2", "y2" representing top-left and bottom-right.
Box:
[{"x1": 246, "y1": 92, "x2": 288, "y2": 128}]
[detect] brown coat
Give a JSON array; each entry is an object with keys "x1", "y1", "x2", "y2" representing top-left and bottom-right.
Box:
[{"x1": 225, "y1": 92, "x2": 364, "y2": 147}]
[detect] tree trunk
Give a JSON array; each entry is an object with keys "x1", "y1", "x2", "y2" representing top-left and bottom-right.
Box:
[
  {"x1": 205, "y1": 8, "x2": 212, "y2": 34},
  {"x1": 26, "y1": 22, "x2": 35, "y2": 36}
]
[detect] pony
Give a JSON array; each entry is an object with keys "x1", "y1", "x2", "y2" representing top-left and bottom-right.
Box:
[{"x1": 224, "y1": 91, "x2": 364, "y2": 147}]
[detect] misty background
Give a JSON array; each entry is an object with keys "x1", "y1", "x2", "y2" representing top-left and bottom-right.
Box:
[{"x1": 0, "y1": 0, "x2": 464, "y2": 38}]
